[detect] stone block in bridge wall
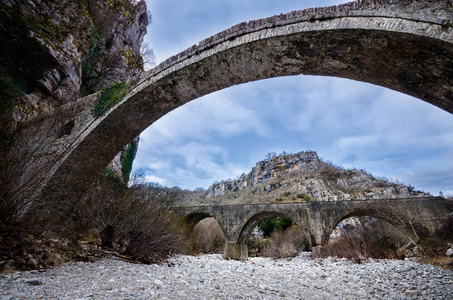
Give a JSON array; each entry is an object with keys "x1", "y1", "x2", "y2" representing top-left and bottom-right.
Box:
[{"x1": 223, "y1": 242, "x2": 248, "y2": 260}]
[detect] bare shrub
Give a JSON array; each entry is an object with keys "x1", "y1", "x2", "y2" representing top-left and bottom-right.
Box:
[
  {"x1": 74, "y1": 180, "x2": 191, "y2": 264},
  {"x1": 261, "y1": 225, "x2": 309, "y2": 259},
  {"x1": 435, "y1": 213, "x2": 453, "y2": 242},
  {"x1": 247, "y1": 235, "x2": 269, "y2": 257},
  {"x1": 417, "y1": 213, "x2": 453, "y2": 269},
  {"x1": 318, "y1": 160, "x2": 344, "y2": 180},
  {"x1": 328, "y1": 218, "x2": 409, "y2": 263},
  {"x1": 190, "y1": 218, "x2": 224, "y2": 254},
  {"x1": 121, "y1": 199, "x2": 190, "y2": 264},
  {"x1": 0, "y1": 107, "x2": 80, "y2": 260}
]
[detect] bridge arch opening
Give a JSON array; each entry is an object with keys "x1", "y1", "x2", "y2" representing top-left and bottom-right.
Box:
[
  {"x1": 184, "y1": 212, "x2": 227, "y2": 253},
  {"x1": 191, "y1": 217, "x2": 226, "y2": 254},
  {"x1": 133, "y1": 74, "x2": 453, "y2": 193},
  {"x1": 330, "y1": 209, "x2": 430, "y2": 244},
  {"x1": 238, "y1": 212, "x2": 309, "y2": 258},
  {"x1": 327, "y1": 210, "x2": 422, "y2": 260},
  {"x1": 184, "y1": 212, "x2": 214, "y2": 228}
]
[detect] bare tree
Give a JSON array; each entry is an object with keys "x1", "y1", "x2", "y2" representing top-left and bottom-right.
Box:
[
  {"x1": 140, "y1": 42, "x2": 156, "y2": 70},
  {"x1": 264, "y1": 152, "x2": 276, "y2": 161}
]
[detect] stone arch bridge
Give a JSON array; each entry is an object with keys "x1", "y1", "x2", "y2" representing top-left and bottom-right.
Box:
[
  {"x1": 173, "y1": 197, "x2": 453, "y2": 260},
  {"x1": 10, "y1": 1, "x2": 453, "y2": 207}
]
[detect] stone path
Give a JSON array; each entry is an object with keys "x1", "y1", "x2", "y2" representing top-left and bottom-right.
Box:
[{"x1": 1, "y1": 253, "x2": 452, "y2": 299}]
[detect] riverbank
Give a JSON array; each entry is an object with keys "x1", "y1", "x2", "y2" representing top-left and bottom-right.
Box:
[{"x1": 1, "y1": 253, "x2": 452, "y2": 299}]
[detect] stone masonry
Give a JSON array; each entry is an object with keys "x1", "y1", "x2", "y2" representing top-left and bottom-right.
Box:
[{"x1": 174, "y1": 197, "x2": 453, "y2": 259}]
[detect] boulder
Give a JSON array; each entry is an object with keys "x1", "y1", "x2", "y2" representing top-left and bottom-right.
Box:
[
  {"x1": 26, "y1": 258, "x2": 39, "y2": 269},
  {"x1": 446, "y1": 248, "x2": 453, "y2": 257}
]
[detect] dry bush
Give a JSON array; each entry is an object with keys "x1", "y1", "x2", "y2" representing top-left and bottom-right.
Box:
[
  {"x1": 419, "y1": 236, "x2": 449, "y2": 258},
  {"x1": 190, "y1": 218, "x2": 224, "y2": 254},
  {"x1": 318, "y1": 160, "x2": 344, "y2": 180},
  {"x1": 417, "y1": 213, "x2": 453, "y2": 268},
  {"x1": 73, "y1": 180, "x2": 191, "y2": 264},
  {"x1": 0, "y1": 108, "x2": 79, "y2": 261},
  {"x1": 261, "y1": 225, "x2": 309, "y2": 259},
  {"x1": 435, "y1": 213, "x2": 453, "y2": 242},
  {"x1": 121, "y1": 200, "x2": 190, "y2": 264},
  {"x1": 328, "y1": 218, "x2": 409, "y2": 263},
  {"x1": 247, "y1": 235, "x2": 269, "y2": 257}
]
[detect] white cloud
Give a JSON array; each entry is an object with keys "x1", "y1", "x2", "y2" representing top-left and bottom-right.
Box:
[
  {"x1": 170, "y1": 141, "x2": 226, "y2": 167},
  {"x1": 146, "y1": 160, "x2": 170, "y2": 172},
  {"x1": 335, "y1": 134, "x2": 380, "y2": 151},
  {"x1": 145, "y1": 175, "x2": 167, "y2": 186}
]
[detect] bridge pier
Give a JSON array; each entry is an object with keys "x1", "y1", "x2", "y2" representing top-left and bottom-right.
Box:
[
  {"x1": 312, "y1": 245, "x2": 330, "y2": 258},
  {"x1": 223, "y1": 242, "x2": 248, "y2": 260}
]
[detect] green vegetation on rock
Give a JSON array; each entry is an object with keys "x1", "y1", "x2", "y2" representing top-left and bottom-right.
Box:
[
  {"x1": 260, "y1": 217, "x2": 293, "y2": 237},
  {"x1": 91, "y1": 81, "x2": 128, "y2": 118},
  {"x1": 121, "y1": 141, "x2": 137, "y2": 184},
  {"x1": 121, "y1": 47, "x2": 144, "y2": 71},
  {"x1": 82, "y1": 26, "x2": 105, "y2": 95}
]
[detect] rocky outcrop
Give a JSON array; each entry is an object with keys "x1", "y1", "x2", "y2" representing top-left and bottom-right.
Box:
[
  {"x1": 1, "y1": 0, "x2": 148, "y2": 181},
  {"x1": 6, "y1": 0, "x2": 148, "y2": 121},
  {"x1": 204, "y1": 151, "x2": 431, "y2": 204}
]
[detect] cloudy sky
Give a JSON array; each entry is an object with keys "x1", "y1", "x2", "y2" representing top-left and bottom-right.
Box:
[{"x1": 132, "y1": 0, "x2": 453, "y2": 195}]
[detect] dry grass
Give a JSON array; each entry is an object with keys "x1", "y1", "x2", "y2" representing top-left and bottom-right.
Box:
[{"x1": 425, "y1": 257, "x2": 453, "y2": 269}]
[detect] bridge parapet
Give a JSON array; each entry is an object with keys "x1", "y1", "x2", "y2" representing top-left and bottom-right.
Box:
[{"x1": 142, "y1": 0, "x2": 452, "y2": 82}]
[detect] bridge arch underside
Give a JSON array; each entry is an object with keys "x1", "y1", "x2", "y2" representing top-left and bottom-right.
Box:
[
  {"x1": 326, "y1": 208, "x2": 429, "y2": 246},
  {"x1": 236, "y1": 211, "x2": 306, "y2": 245},
  {"x1": 184, "y1": 212, "x2": 227, "y2": 238},
  {"x1": 223, "y1": 210, "x2": 307, "y2": 260},
  {"x1": 43, "y1": 16, "x2": 453, "y2": 202}
]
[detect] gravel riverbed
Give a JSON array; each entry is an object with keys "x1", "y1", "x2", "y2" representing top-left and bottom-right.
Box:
[{"x1": 1, "y1": 253, "x2": 452, "y2": 299}]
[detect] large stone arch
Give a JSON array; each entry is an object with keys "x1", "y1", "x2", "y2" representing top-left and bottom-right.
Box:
[
  {"x1": 184, "y1": 212, "x2": 228, "y2": 239},
  {"x1": 222, "y1": 210, "x2": 310, "y2": 260},
  {"x1": 326, "y1": 208, "x2": 428, "y2": 246},
  {"x1": 41, "y1": 1, "x2": 453, "y2": 202},
  {"x1": 237, "y1": 211, "x2": 302, "y2": 245}
]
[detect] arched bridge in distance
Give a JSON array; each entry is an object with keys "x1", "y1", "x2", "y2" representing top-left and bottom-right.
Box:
[
  {"x1": 173, "y1": 197, "x2": 453, "y2": 260},
  {"x1": 15, "y1": 1, "x2": 453, "y2": 215}
]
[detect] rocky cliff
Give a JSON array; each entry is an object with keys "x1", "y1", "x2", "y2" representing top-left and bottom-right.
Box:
[
  {"x1": 1, "y1": 0, "x2": 148, "y2": 179},
  {"x1": 191, "y1": 151, "x2": 431, "y2": 205}
]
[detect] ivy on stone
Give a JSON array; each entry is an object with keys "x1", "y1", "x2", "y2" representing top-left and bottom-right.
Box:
[
  {"x1": 82, "y1": 26, "x2": 105, "y2": 95},
  {"x1": 91, "y1": 81, "x2": 128, "y2": 118}
]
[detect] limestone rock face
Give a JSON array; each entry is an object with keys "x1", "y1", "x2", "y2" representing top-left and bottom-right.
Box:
[
  {"x1": 9, "y1": 0, "x2": 148, "y2": 121},
  {"x1": 205, "y1": 151, "x2": 431, "y2": 204},
  {"x1": 5, "y1": 0, "x2": 148, "y2": 181}
]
